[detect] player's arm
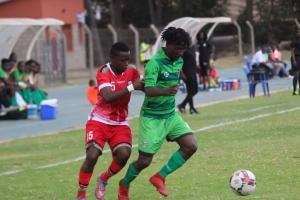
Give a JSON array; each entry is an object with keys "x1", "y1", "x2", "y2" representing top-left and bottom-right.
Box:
[
  {"x1": 100, "y1": 86, "x2": 131, "y2": 103},
  {"x1": 145, "y1": 85, "x2": 178, "y2": 97},
  {"x1": 144, "y1": 61, "x2": 178, "y2": 96},
  {"x1": 100, "y1": 78, "x2": 144, "y2": 103}
]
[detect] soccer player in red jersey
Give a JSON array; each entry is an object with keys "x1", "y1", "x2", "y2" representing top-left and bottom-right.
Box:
[{"x1": 76, "y1": 42, "x2": 144, "y2": 200}]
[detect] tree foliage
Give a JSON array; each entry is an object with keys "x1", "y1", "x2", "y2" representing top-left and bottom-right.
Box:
[
  {"x1": 94, "y1": 0, "x2": 225, "y2": 28},
  {"x1": 238, "y1": 0, "x2": 299, "y2": 45}
]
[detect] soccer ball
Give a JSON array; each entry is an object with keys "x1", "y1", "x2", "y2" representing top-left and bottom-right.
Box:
[{"x1": 229, "y1": 169, "x2": 256, "y2": 196}]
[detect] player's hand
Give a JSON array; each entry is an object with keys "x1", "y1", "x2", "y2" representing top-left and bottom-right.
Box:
[
  {"x1": 133, "y1": 78, "x2": 144, "y2": 91},
  {"x1": 165, "y1": 85, "x2": 178, "y2": 95}
]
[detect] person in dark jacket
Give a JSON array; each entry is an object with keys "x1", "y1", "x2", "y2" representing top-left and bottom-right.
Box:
[{"x1": 177, "y1": 47, "x2": 199, "y2": 114}]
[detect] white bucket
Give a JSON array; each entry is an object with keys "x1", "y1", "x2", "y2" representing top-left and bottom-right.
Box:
[{"x1": 27, "y1": 104, "x2": 38, "y2": 119}]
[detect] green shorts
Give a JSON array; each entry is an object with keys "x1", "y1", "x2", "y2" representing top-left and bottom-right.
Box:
[{"x1": 138, "y1": 113, "x2": 192, "y2": 154}]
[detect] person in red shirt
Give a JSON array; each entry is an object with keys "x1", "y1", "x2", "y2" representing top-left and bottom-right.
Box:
[
  {"x1": 86, "y1": 79, "x2": 98, "y2": 106},
  {"x1": 76, "y1": 42, "x2": 144, "y2": 200}
]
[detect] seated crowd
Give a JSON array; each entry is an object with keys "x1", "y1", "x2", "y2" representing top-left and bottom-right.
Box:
[
  {"x1": 244, "y1": 44, "x2": 291, "y2": 79},
  {"x1": 0, "y1": 53, "x2": 47, "y2": 119}
]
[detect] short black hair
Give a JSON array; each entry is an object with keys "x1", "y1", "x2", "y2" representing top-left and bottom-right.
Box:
[
  {"x1": 161, "y1": 27, "x2": 191, "y2": 47},
  {"x1": 110, "y1": 42, "x2": 130, "y2": 57},
  {"x1": 1, "y1": 58, "x2": 10, "y2": 66},
  {"x1": 89, "y1": 79, "x2": 95, "y2": 86}
]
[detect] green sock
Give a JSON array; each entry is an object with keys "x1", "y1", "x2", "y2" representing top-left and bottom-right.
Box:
[
  {"x1": 121, "y1": 163, "x2": 140, "y2": 187},
  {"x1": 159, "y1": 150, "x2": 186, "y2": 178}
]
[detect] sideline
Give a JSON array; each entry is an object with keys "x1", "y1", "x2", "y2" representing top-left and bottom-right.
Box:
[
  {"x1": 1, "y1": 105, "x2": 300, "y2": 177},
  {"x1": 0, "y1": 88, "x2": 289, "y2": 144}
]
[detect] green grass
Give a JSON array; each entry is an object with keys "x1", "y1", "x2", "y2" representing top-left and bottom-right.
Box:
[{"x1": 1, "y1": 91, "x2": 300, "y2": 199}]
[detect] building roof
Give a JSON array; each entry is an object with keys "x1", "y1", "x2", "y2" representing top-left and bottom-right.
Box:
[
  {"x1": 0, "y1": 0, "x2": 10, "y2": 4},
  {"x1": 152, "y1": 17, "x2": 233, "y2": 54},
  {"x1": 0, "y1": 18, "x2": 64, "y2": 59},
  {"x1": 0, "y1": 18, "x2": 64, "y2": 26}
]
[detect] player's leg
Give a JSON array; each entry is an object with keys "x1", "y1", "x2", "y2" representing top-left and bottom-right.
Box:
[
  {"x1": 119, "y1": 116, "x2": 164, "y2": 200},
  {"x1": 76, "y1": 121, "x2": 106, "y2": 200},
  {"x1": 188, "y1": 78, "x2": 199, "y2": 114},
  {"x1": 96, "y1": 125, "x2": 132, "y2": 200},
  {"x1": 118, "y1": 152, "x2": 154, "y2": 200},
  {"x1": 150, "y1": 114, "x2": 197, "y2": 196},
  {"x1": 78, "y1": 146, "x2": 102, "y2": 199},
  {"x1": 292, "y1": 70, "x2": 299, "y2": 94},
  {"x1": 178, "y1": 80, "x2": 190, "y2": 113}
]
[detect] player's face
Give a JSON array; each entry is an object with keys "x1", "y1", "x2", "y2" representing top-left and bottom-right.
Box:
[
  {"x1": 166, "y1": 43, "x2": 187, "y2": 60},
  {"x1": 111, "y1": 51, "x2": 130, "y2": 73}
]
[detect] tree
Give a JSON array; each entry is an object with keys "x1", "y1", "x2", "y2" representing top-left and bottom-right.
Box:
[
  {"x1": 249, "y1": 0, "x2": 297, "y2": 44},
  {"x1": 246, "y1": 0, "x2": 253, "y2": 23},
  {"x1": 110, "y1": 0, "x2": 122, "y2": 28},
  {"x1": 85, "y1": 0, "x2": 104, "y2": 64},
  {"x1": 148, "y1": 0, "x2": 162, "y2": 26},
  {"x1": 94, "y1": 0, "x2": 226, "y2": 28}
]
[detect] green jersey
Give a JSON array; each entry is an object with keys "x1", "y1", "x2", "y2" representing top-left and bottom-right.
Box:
[
  {"x1": 141, "y1": 48, "x2": 183, "y2": 119},
  {"x1": 0, "y1": 69, "x2": 6, "y2": 79}
]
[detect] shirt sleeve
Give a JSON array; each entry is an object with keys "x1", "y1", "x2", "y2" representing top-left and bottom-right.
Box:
[
  {"x1": 131, "y1": 68, "x2": 140, "y2": 81},
  {"x1": 11, "y1": 70, "x2": 20, "y2": 81},
  {"x1": 0, "y1": 70, "x2": 5, "y2": 79},
  {"x1": 144, "y1": 60, "x2": 159, "y2": 87},
  {"x1": 96, "y1": 69, "x2": 112, "y2": 91}
]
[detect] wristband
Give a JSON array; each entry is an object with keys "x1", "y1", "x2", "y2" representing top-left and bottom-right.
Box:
[{"x1": 127, "y1": 84, "x2": 134, "y2": 92}]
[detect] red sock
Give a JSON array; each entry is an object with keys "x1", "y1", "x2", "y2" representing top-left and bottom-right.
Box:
[
  {"x1": 100, "y1": 159, "x2": 122, "y2": 182},
  {"x1": 77, "y1": 168, "x2": 93, "y2": 197}
]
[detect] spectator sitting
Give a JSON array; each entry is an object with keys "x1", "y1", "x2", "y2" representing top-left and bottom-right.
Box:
[
  {"x1": 208, "y1": 60, "x2": 219, "y2": 88},
  {"x1": 1, "y1": 58, "x2": 21, "y2": 107},
  {"x1": 17, "y1": 61, "x2": 32, "y2": 104},
  {"x1": 0, "y1": 60, "x2": 12, "y2": 115},
  {"x1": 86, "y1": 79, "x2": 98, "y2": 106},
  {"x1": 270, "y1": 45, "x2": 291, "y2": 78},
  {"x1": 0, "y1": 58, "x2": 26, "y2": 118},
  {"x1": 251, "y1": 45, "x2": 274, "y2": 79},
  {"x1": 26, "y1": 60, "x2": 47, "y2": 106}
]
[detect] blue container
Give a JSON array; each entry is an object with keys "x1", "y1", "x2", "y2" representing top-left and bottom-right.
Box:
[{"x1": 40, "y1": 105, "x2": 57, "y2": 120}]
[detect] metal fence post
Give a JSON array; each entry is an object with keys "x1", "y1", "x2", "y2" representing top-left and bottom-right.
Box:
[
  {"x1": 150, "y1": 24, "x2": 160, "y2": 38},
  {"x1": 129, "y1": 24, "x2": 140, "y2": 66},
  {"x1": 233, "y1": 21, "x2": 243, "y2": 57},
  {"x1": 107, "y1": 24, "x2": 118, "y2": 43},
  {"x1": 246, "y1": 20, "x2": 255, "y2": 55},
  {"x1": 84, "y1": 24, "x2": 94, "y2": 79}
]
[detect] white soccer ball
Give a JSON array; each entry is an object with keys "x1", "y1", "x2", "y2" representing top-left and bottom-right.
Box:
[{"x1": 229, "y1": 169, "x2": 256, "y2": 196}]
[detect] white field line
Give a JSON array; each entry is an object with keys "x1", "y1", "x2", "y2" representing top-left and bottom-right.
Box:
[
  {"x1": 1, "y1": 106, "x2": 300, "y2": 177},
  {"x1": 242, "y1": 104, "x2": 284, "y2": 113}
]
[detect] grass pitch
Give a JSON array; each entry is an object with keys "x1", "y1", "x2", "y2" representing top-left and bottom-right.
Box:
[{"x1": 0, "y1": 91, "x2": 300, "y2": 200}]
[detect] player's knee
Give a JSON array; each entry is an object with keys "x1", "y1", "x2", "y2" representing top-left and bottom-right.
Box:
[
  {"x1": 116, "y1": 152, "x2": 131, "y2": 166},
  {"x1": 85, "y1": 147, "x2": 101, "y2": 166},
  {"x1": 85, "y1": 152, "x2": 99, "y2": 165},
  {"x1": 137, "y1": 157, "x2": 152, "y2": 169},
  {"x1": 184, "y1": 143, "x2": 198, "y2": 156}
]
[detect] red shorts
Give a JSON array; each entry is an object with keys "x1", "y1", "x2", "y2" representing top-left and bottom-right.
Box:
[{"x1": 85, "y1": 120, "x2": 132, "y2": 152}]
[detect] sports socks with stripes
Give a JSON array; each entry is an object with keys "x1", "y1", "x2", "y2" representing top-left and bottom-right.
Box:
[{"x1": 159, "y1": 150, "x2": 186, "y2": 178}]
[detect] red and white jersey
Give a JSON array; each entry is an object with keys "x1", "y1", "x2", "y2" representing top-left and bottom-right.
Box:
[{"x1": 89, "y1": 63, "x2": 139, "y2": 125}]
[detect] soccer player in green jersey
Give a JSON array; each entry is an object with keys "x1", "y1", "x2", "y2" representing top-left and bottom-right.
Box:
[{"x1": 118, "y1": 27, "x2": 198, "y2": 199}]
